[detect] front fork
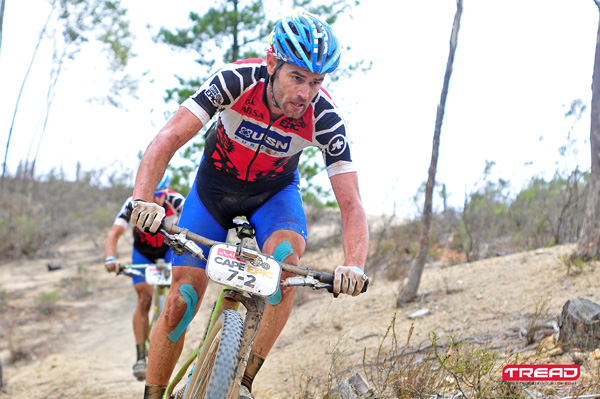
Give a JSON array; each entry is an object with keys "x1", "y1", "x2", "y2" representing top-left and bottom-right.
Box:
[
  {"x1": 222, "y1": 289, "x2": 266, "y2": 399},
  {"x1": 163, "y1": 288, "x2": 266, "y2": 399}
]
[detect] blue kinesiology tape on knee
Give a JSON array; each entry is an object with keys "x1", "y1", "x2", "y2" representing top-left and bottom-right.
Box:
[
  {"x1": 268, "y1": 241, "x2": 294, "y2": 306},
  {"x1": 168, "y1": 284, "x2": 198, "y2": 343}
]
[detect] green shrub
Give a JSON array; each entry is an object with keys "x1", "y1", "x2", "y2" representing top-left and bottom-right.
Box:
[{"x1": 34, "y1": 290, "x2": 60, "y2": 315}]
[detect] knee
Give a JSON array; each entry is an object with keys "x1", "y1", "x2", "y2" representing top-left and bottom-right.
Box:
[
  {"x1": 137, "y1": 293, "x2": 152, "y2": 312},
  {"x1": 165, "y1": 284, "x2": 199, "y2": 342}
]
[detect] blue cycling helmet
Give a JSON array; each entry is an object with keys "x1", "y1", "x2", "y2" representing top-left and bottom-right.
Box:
[
  {"x1": 156, "y1": 173, "x2": 171, "y2": 191},
  {"x1": 269, "y1": 9, "x2": 341, "y2": 74}
]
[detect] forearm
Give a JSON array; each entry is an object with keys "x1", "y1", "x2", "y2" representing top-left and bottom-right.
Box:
[
  {"x1": 105, "y1": 225, "x2": 124, "y2": 258},
  {"x1": 105, "y1": 241, "x2": 118, "y2": 258},
  {"x1": 341, "y1": 204, "x2": 369, "y2": 269}
]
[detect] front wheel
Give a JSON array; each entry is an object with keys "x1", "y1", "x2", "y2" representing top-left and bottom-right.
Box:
[{"x1": 183, "y1": 309, "x2": 244, "y2": 399}]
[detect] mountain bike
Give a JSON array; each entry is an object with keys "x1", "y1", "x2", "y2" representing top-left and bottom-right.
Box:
[
  {"x1": 151, "y1": 220, "x2": 369, "y2": 399},
  {"x1": 117, "y1": 258, "x2": 172, "y2": 351}
]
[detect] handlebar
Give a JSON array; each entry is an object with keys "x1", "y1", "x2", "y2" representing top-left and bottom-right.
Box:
[
  {"x1": 158, "y1": 221, "x2": 368, "y2": 295},
  {"x1": 117, "y1": 264, "x2": 144, "y2": 278},
  {"x1": 125, "y1": 203, "x2": 368, "y2": 294}
]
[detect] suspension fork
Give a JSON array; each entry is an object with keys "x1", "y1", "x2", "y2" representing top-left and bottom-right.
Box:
[{"x1": 222, "y1": 290, "x2": 266, "y2": 399}]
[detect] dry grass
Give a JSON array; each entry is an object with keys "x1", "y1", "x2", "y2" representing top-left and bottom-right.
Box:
[{"x1": 292, "y1": 312, "x2": 600, "y2": 399}]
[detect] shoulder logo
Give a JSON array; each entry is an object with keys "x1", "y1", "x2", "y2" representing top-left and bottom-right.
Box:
[
  {"x1": 205, "y1": 84, "x2": 223, "y2": 107},
  {"x1": 327, "y1": 134, "x2": 347, "y2": 157}
]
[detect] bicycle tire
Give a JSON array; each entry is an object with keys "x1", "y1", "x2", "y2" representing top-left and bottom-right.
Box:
[{"x1": 183, "y1": 310, "x2": 243, "y2": 399}]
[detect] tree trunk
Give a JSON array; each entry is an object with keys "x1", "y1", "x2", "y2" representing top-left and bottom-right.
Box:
[
  {"x1": 397, "y1": 0, "x2": 463, "y2": 306},
  {"x1": 571, "y1": 2, "x2": 600, "y2": 261},
  {"x1": 558, "y1": 298, "x2": 600, "y2": 351},
  {"x1": 0, "y1": 0, "x2": 5, "y2": 58}
]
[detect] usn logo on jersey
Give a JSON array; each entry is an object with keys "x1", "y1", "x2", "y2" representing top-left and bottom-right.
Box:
[{"x1": 235, "y1": 120, "x2": 292, "y2": 153}]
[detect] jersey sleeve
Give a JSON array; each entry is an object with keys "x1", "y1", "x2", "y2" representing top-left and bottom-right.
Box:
[
  {"x1": 313, "y1": 94, "x2": 357, "y2": 177},
  {"x1": 181, "y1": 59, "x2": 266, "y2": 125},
  {"x1": 166, "y1": 191, "x2": 185, "y2": 217},
  {"x1": 113, "y1": 197, "x2": 133, "y2": 228}
]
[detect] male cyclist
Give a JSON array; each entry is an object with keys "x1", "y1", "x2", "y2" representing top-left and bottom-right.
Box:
[
  {"x1": 129, "y1": 9, "x2": 370, "y2": 399},
  {"x1": 104, "y1": 173, "x2": 184, "y2": 381}
]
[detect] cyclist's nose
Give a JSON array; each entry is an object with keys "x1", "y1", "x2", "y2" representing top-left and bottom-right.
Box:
[{"x1": 296, "y1": 84, "x2": 310, "y2": 101}]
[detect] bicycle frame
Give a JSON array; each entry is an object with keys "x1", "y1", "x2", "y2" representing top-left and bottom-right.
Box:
[{"x1": 156, "y1": 220, "x2": 367, "y2": 399}]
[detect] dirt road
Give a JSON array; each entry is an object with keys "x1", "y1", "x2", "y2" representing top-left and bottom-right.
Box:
[{"x1": 1, "y1": 231, "x2": 599, "y2": 398}]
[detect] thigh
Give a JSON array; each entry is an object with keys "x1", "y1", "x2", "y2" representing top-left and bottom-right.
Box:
[
  {"x1": 250, "y1": 174, "x2": 307, "y2": 251},
  {"x1": 172, "y1": 177, "x2": 228, "y2": 269},
  {"x1": 131, "y1": 248, "x2": 151, "y2": 286}
]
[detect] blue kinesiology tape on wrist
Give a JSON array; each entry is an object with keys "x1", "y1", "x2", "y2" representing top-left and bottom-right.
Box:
[
  {"x1": 168, "y1": 284, "x2": 198, "y2": 343},
  {"x1": 268, "y1": 240, "x2": 294, "y2": 306}
]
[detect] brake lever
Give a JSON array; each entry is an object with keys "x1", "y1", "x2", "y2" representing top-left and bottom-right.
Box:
[{"x1": 162, "y1": 228, "x2": 206, "y2": 261}]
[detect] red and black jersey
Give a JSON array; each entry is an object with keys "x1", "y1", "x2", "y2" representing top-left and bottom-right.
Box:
[
  {"x1": 181, "y1": 58, "x2": 355, "y2": 190},
  {"x1": 113, "y1": 191, "x2": 185, "y2": 261}
]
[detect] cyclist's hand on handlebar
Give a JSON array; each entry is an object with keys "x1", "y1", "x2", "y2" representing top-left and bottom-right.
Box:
[
  {"x1": 104, "y1": 256, "x2": 118, "y2": 273},
  {"x1": 333, "y1": 265, "x2": 368, "y2": 296},
  {"x1": 129, "y1": 200, "x2": 165, "y2": 233}
]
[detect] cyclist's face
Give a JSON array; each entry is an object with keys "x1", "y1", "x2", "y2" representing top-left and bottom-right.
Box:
[{"x1": 267, "y1": 54, "x2": 326, "y2": 119}]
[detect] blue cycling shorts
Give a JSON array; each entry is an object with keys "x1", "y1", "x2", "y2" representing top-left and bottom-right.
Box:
[
  {"x1": 172, "y1": 167, "x2": 307, "y2": 269},
  {"x1": 131, "y1": 247, "x2": 173, "y2": 285}
]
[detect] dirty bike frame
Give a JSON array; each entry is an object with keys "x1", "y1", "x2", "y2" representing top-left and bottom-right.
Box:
[{"x1": 153, "y1": 220, "x2": 368, "y2": 399}]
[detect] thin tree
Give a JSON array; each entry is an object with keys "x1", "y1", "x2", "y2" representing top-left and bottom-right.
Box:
[
  {"x1": 1, "y1": 0, "x2": 134, "y2": 190},
  {"x1": 0, "y1": 0, "x2": 5, "y2": 58},
  {"x1": 571, "y1": 0, "x2": 600, "y2": 261},
  {"x1": 397, "y1": 0, "x2": 463, "y2": 306}
]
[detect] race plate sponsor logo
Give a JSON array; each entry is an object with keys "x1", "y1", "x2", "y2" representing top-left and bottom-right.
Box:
[
  {"x1": 207, "y1": 244, "x2": 280, "y2": 297},
  {"x1": 502, "y1": 365, "x2": 580, "y2": 381},
  {"x1": 214, "y1": 248, "x2": 275, "y2": 278},
  {"x1": 145, "y1": 266, "x2": 171, "y2": 285}
]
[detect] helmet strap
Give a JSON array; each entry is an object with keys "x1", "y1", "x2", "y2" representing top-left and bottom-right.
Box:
[{"x1": 269, "y1": 60, "x2": 285, "y2": 110}]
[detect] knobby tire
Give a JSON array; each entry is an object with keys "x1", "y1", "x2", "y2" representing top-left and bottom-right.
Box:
[{"x1": 183, "y1": 309, "x2": 243, "y2": 399}]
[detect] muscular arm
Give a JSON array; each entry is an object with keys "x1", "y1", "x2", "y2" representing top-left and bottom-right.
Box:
[
  {"x1": 132, "y1": 107, "x2": 205, "y2": 201},
  {"x1": 105, "y1": 224, "x2": 126, "y2": 258},
  {"x1": 330, "y1": 172, "x2": 369, "y2": 270}
]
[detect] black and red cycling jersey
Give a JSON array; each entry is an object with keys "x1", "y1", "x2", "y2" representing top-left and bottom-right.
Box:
[
  {"x1": 181, "y1": 58, "x2": 356, "y2": 191},
  {"x1": 113, "y1": 191, "x2": 185, "y2": 261}
]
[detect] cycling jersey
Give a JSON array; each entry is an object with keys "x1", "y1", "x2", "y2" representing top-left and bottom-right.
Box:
[
  {"x1": 182, "y1": 58, "x2": 356, "y2": 192},
  {"x1": 114, "y1": 191, "x2": 185, "y2": 261}
]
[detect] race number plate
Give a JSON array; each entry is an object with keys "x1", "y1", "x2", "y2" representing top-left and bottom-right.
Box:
[
  {"x1": 145, "y1": 264, "x2": 172, "y2": 286},
  {"x1": 206, "y1": 243, "x2": 282, "y2": 297}
]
